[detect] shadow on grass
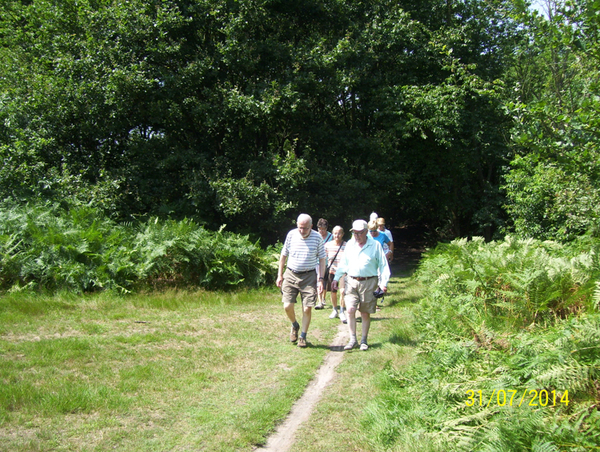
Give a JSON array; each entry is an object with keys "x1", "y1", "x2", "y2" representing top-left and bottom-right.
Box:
[{"x1": 388, "y1": 333, "x2": 419, "y2": 347}]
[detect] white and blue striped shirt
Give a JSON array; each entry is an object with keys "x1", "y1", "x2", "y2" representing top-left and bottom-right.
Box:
[{"x1": 281, "y1": 229, "x2": 326, "y2": 272}]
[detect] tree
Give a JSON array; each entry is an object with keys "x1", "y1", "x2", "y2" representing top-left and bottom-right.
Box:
[
  {"x1": 0, "y1": 0, "x2": 522, "y2": 243},
  {"x1": 503, "y1": 0, "x2": 600, "y2": 241}
]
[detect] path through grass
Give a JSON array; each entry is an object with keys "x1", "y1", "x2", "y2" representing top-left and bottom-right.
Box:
[
  {"x1": 0, "y1": 289, "x2": 339, "y2": 451},
  {"x1": 0, "y1": 272, "x2": 421, "y2": 451}
]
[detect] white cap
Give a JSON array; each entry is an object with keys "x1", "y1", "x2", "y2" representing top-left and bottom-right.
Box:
[
  {"x1": 350, "y1": 219, "x2": 368, "y2": 232},
  {"x1": 369, "y1": 212, "x2": 378, "y2": 222}
]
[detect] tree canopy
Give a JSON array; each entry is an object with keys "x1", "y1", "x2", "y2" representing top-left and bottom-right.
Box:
[{"x1": 1, "y1": 0, "x2": 597, "y2": 243}]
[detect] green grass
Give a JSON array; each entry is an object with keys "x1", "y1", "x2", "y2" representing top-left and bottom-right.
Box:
[
  {"x1": 0, "y1": 287, "x2": 340, "y2": 451},
  {"x1": 0, "y1": 271, "x2": 424, "y2": 452},
  {"x1": 290, "y1": 275, "x2": 422, "y2": 452}
]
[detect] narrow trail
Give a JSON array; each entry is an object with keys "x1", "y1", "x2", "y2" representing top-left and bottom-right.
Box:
[
  {"x1": 255, "y1": 322, "x2": 349, "y2": 452},
  {"x1": 256, "y1": 224, "x2": 426, "y2": 451}
]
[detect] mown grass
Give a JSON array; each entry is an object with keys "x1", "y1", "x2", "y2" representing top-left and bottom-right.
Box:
[
  {"x1": 0, "y1": 287, "x2": 339, "y2": 451},
  {"x1": 291, "y1": 274, "x2": 423, "y2": 452}
]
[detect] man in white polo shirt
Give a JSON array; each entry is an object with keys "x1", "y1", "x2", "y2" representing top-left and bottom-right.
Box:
[
  {"x1": 332, "y1": 219, "x2": 390, "y2": 351},
  {"x1": 276, "y1": 214, "x2": 327, "y2": 348}
]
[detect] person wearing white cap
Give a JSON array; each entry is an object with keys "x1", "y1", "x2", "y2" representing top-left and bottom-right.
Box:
[{"x1": 332, "y1": 219, "x2": 390, "y2": 351}]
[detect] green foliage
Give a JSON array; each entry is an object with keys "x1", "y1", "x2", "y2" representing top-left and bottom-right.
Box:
[
  {"x1": 503, "y1": 0, "x2": 600, "y2": 241},
  {"x1": 416, "y1": 236, "x2": 599, "y2": 335},
  {"x1": 0, "y1": 0, "x2": 521, "y2": 242},
  {"x1": 134, "y1": 219, "x2": 273, "y2": 290},
  {"x1": 0, "y1": 201, "x2": 276, "y2": 293},
  {"x1": 364, "y1": 236, "x2": 600, "y2": 451}
]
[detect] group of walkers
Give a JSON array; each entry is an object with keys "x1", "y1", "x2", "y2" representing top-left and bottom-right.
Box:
[{"x1": 276, "y1": 213, "x2": 392, "y2": 351}]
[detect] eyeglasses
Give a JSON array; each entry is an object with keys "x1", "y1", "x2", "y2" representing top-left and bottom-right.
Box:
[{"x1": 352, "y1": 230, "x2": 367, "y2": 235}]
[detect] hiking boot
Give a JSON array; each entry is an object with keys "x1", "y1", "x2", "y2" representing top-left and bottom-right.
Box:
[
  {"x1": 344, "y1": 339, "x2": 357, "y2": 351},
  {"x1": 329, "y1": 309, "x2": 339, "y2": 319},
  {"x1": 298, "y1": 336, "x2": 307, "y2": 348},
  {"x1": 360, "y1": 342, "x2": 369, "y2": 351},
  {"x1": 290, "y1": 324, "x2": 299, "y2": 343}
]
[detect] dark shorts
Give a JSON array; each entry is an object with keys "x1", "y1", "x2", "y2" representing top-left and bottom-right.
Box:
[
  {"x1": 325, "y1": 272, "x2": 336, "y2": 292},
  {"x1": 325, "y1": 273, "x2": 345, "y2": 293}
]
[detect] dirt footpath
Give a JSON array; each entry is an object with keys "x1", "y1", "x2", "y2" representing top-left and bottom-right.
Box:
[
  {"x1": 254, "y1": 322, "x2": 349, "y2": 452},
  {"x1": 256, "y1": 225, "x2": 425, "y2": 451}
]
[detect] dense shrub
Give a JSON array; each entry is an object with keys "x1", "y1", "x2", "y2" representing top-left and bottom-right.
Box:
[
  {"x1": 415, "y1": 236, "x2": 600, "y2": 335},
  {"x1": 0, "y1": 202, "x2": 276, "y2": 293},
  {"x1": 364, "y1": 236, "x2": 600, "y2": 452}
]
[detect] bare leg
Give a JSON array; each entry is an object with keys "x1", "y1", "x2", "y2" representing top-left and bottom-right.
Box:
[
  {"x1": 302, "y1": 305, "x2": 312, "y2": 334},
  {"x1": 284, "y1": 302, "x2": 296, "y2": 323},
  {"x1": 361, "y1": 312, "x2": 371, "y2": 342},
  {"x1": 347, "y1": 306, "x2": 357, "y2": 337}
]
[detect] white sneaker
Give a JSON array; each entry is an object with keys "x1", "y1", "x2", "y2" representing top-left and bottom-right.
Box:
[
  {"x1": 360, "y1": 342, "x2": 369, "y2": 351},
  {"x1": 344, "y1": 339, "x2": 357, "y2": 350},
  {"x1": 339, "y1": 311, "x2": 347, "y2": 323},
  {"x1": 329, "y1": 309, "x2": 339, "y2": 319}
]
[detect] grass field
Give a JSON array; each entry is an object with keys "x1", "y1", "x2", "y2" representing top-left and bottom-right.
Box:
[{"x1": 0, "y1": 272, "x2": 420, "y2": 451}]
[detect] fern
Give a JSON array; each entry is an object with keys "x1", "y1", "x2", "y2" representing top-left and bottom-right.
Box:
[
  {"x1": 0, "y1": 201, "x2": 277, "y2": 293},
  {"x1": 367, "y1": 236, "x2": 600, "y2": 451}
]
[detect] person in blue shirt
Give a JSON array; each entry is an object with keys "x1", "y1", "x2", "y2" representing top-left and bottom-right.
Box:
[
  {"x1": 368, "y1": 220, "x2": 392, "y2": 261},
  {"x1": 332, "y1": 219, "x2": 390, "y2": 351}
]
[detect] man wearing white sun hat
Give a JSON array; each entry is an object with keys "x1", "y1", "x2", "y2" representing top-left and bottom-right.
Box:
[{"x1": 332, "y1": 219, "x2": 390, "y2": 351}]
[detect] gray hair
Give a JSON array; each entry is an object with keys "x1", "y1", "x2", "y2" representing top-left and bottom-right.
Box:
[{"x1": 297, "y1": 213, "x2": 312, "y2": 225}]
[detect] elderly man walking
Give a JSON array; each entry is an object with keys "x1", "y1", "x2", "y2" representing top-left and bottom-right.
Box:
[
  {"x1": 277, "y1": 214, "x2": 327, "y2": 348},
  {"x1": 332, "y1": 219, "x2": 390, "y2": 351}
]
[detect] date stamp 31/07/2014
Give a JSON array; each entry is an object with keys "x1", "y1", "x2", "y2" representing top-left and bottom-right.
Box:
[{"x1": 466, "y1": 389, "x2": 569, "y2": 408}]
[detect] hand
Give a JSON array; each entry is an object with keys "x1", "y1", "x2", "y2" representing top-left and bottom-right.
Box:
[
  {"x1": 318, "y1": 280, "x2": 324, "y2": 294},
  {"x1": 276, "y1": 275, "x2": 283, "y2": 288},
  {"x1": 380, "y1": 286, "x2": 387, "y2": 293}
]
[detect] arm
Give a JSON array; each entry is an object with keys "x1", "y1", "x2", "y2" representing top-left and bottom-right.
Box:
[
  {"x1": 377, "y1": 246, "x2": 391, "y2": 292},
  {"x1": 276, "y1": 254, "x2": 287, "y2": 288},
  {"x1": 331, "y1": 246, "x2": 348, "y2": 291},
  {"x1": 318, "y1": 257, "x2": 326, "y2": 294}
]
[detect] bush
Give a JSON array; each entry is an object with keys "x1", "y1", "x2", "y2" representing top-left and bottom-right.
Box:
[
  {"x1": 415, "y1": 236, "x2": 600, "y2": 336},
  {"x1": 0, "y1": 201, "x2": 277, "y2": 293},
  {"x1": 363, "y1": 236, "x2": 600, "y2": 451}
]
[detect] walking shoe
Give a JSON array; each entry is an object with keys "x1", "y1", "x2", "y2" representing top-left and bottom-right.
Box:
[
  {"x1": 298, "y1": 336, "x2": 307, "y2": 348},
  {"x1": 360, "y1": 342, "x2": 369, "y2": 351},
  {"x1": 344, "y1": 339, "x2": 357, "y2": 350},
  {"x1": 329, "y1": 309, "x2": 339, "y2": 319},
  {"x1": 339, "y1": 311, "x2": 347, "y2": 323},
  {"x1": 314, "y1": 303, "x2": 325, "y2": 310},
  {"x1": 290, "y1": 324, "x2": 299, "y2": 342}
]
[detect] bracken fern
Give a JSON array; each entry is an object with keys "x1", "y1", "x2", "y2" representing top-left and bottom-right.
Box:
[{"x1": 366, "y1": 236, "x2": 600, "y2": 451}]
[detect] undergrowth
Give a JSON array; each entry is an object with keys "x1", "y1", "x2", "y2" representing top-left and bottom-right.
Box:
[
  {"x1": 365, "y1": 236, "x2": 600, "y2": 451},
  {"x1": 0, "y1": 201, "x2": 277, "y2": 293}
]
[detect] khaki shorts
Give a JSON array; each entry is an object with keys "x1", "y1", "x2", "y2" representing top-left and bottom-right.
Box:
[
  {"x1": 344, "y1": 276, "x2": 378, "y2": 314},
  {"x1": 281, "y1": 268, "x2": 317, "y2": 307},
  {"x1": 325, "y1": 273, "x2": 345, "y2": 293}
]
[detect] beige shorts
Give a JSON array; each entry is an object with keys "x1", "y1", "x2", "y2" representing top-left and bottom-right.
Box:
[
  {"x1": 344, "y1": 276, "x2": 378, "y2": 314},
  {"x1": 281, "y1": 268, "x2": 317, "y2": 307}
]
